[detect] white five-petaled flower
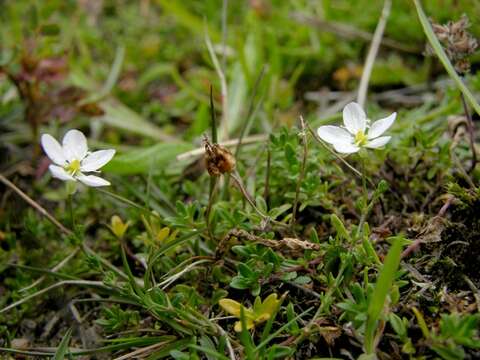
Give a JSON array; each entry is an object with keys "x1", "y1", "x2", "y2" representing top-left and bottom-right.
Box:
[
  {"x1": 317, "y1": 102, "x2": 396, "y2": 154},
  {"x1": 41, "y1": 129, "x2": 115, "y2": 187}
]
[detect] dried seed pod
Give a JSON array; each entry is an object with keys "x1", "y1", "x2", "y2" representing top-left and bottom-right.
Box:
[
  {"x1": 203, "y1": 135, "x2": 236, "y2": 176},
  {"x1": 428, "y1": 15, "x2": 478, "y2": 74}
]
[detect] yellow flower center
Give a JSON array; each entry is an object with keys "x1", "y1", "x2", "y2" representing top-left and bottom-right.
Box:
[
  {"x1": 65, "y1": 159, "x2": 81, "y2": 175},
  {"x1": 354, "y1": 130, "x2": 368, "y2": 146}
]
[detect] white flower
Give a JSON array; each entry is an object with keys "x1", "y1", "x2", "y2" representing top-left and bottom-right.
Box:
[
  {"x1": 41, "y1": 129, "x2": 115, "y2": 187},
  {"x1": 317, "y1": 102, "x2": 396, "y2": 154}
]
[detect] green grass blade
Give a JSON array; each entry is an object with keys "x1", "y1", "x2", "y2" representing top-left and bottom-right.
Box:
[
  {"x1": 53, "y1": 328, "x2": 72, "y2": 360},
  {"x1": 155, "y1": 0, "x2": 219, "y2": 41},
  {"x1": 239, "y1": 306, "x2": 256, "y2": 360},
  {"x1": 100, "y1": 101, "x2": 176, "y2": 142},
  {"x1": 103, "y1": 142, "x2": 193, "y2": 175},
  {"x1": 188, "y1": 345, "x2": 230, "y2": 360},
  {"x1": 255, "y1": 307, "x2": 313, "y2": 353},
  {"x1": 100, "y1": 45, "x2": 125, "y2": 96},
  {"x1": 413, "y1": 0, "x2": 480, "y2": 116},
  {"x1": 364, "y1": 237, "x2": 403, "y2": 354}
]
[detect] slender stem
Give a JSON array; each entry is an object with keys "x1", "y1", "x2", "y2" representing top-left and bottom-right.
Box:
[
  {"x1": 230, "y1": 172, "x2": 261, "y2": 215},
  {"x1": 291, "y1": 116, "x2": 308, "y2": 229},
  {"x1": 357, "y1": 155, "x2": 368, "y2": 237},
  {"x1": 230, "y1": 172, "x2": 288, "y2": 229},
  {"x1": 206, "y1": 86, "x2": 218, "y2": 241},
  {"x1": 264, "y1": 145, "x2": 271, "y2": 208},
  {"x1": 206, "y1": 177, "x2": 218, "y2": 241},
  {"x1": 210, "y1": 85, "x2": 218, "y2": 144},
  {"x1": 68, "y1": 194, "x2": 75, "y2": 230}
]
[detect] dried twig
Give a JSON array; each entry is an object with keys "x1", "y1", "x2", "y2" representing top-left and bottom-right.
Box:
[
  {"x1": 357, "y1": 0, "x2": 392, "y2": 108},
  {"x1": 19, "y1": 249, "x2": 80, "y2": 292},
  {"x1": 176, "y1": 134, "x2": 268, "y2": 161},
  {"x1": 217, "y1": 324, "x2": 237, "y2": 360}
]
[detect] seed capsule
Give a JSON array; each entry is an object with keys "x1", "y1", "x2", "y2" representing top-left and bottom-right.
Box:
[{"x1": 203, "y1": 136, "x2": 236, "y2": 176}]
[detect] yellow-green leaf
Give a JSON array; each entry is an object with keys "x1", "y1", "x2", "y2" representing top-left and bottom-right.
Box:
[
  {"x1": 109, "y1": 215, "x2": 129, "y2": 239},
  {"x1": 254, "y1": 293, "x2": 280, "y2": 318},
  {"x1": 156, "y1": 227, "x2": 170, "y2": 243},
  {"x1": 255, "y1": 313, "x2": 271, "y2": 323},
  {"x1": 219, "y1": 299, "x2": 243, "y2": 317},
  {"x1": 234, "y1": 319, "x2": 255, "y2": 332}
]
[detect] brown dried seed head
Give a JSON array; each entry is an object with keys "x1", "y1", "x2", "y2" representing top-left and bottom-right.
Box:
[
  {"x1": 204, "y1": 136, "x2": 236, "y2": 176},
  {"x1": 429, "y1": 15, "x2": 478, "y2": 74}
]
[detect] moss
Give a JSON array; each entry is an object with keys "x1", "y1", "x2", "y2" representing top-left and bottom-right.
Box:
[{"x1": 429, "y1": 200, "x2": 480, "y2": 289}]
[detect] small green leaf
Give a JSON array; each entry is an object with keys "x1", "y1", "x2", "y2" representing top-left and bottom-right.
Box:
[
  {"x1": 53, "y1": 328, "x2": 72, "y2": 360},
  {"x1": 238, "y1": 263, "x2": 255, "y2": 278},
  {"x1": 284, "y1": 143, "x2": 298, "y2": 166},
  {"x1": 331, "y1": 214, "x2": 351, "y2": 241},
  {"x1": 269, "y1": 204, "x2": 292, "y2": 219},
  {"x1": 388, "y1": 313, "x2": 407, "y2": 338},
  {"x1": 230, "y1": 276, "x2": 251, "y2": 290},
  {"x1": 294, "y1": 276, "x2": 312, "y2": 285}
]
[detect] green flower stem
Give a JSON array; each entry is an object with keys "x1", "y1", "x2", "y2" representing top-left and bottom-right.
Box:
[
  {"x1": 67, "y1": 193, "x2": 75, "y2": 230},
  {"x1": 357, "y1": 155, "x2": 368, "y2": 238},
  {"x1": 65, "y1": 181, "x2": 77, "y2": 230}
]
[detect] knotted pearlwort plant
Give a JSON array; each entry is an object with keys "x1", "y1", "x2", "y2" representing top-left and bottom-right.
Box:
[
  {"x1": 317, "y1": 102, "x2": 396, "y2": 154},
  {"x1": 41, "y1": 129, "x2": 115, "y2": 187}
]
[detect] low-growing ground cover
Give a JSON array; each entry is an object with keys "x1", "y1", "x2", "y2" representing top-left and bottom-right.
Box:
[{"x1": 1, "y1": 1, "x2": 480, "y2": 359}]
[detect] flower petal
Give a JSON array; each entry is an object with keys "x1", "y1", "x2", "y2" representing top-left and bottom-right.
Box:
[
  {"x1": 343, "y1": 102, "x2": 367, "y2": 134},
  {"x1": 317, "y1": 125, "x2": 353, "y2": 145},
  {"x1": 48, "y1": 165, "x2": 75, "y2": 181},
  {"x1": 62, "y1": 129, "x2": 88, "y2": 161},
  {"x1": 76, "y1": 174, "x2": 111, "y2": 187},
  {"x1": 332, "y1": 142, "x2": 360, "y2": 154},
  {"x1": 41, "y1": 134, "x2": 67, "y2": 166},
  {"x1": 81, "y1": 149, "x2": 116, "y2": 172},
  {"x1": 366, "y1": 136, "x2": 391, "y2": 149},
  {"x1": 368, "y1": 112, "x2": 396, "y2": 139}
]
